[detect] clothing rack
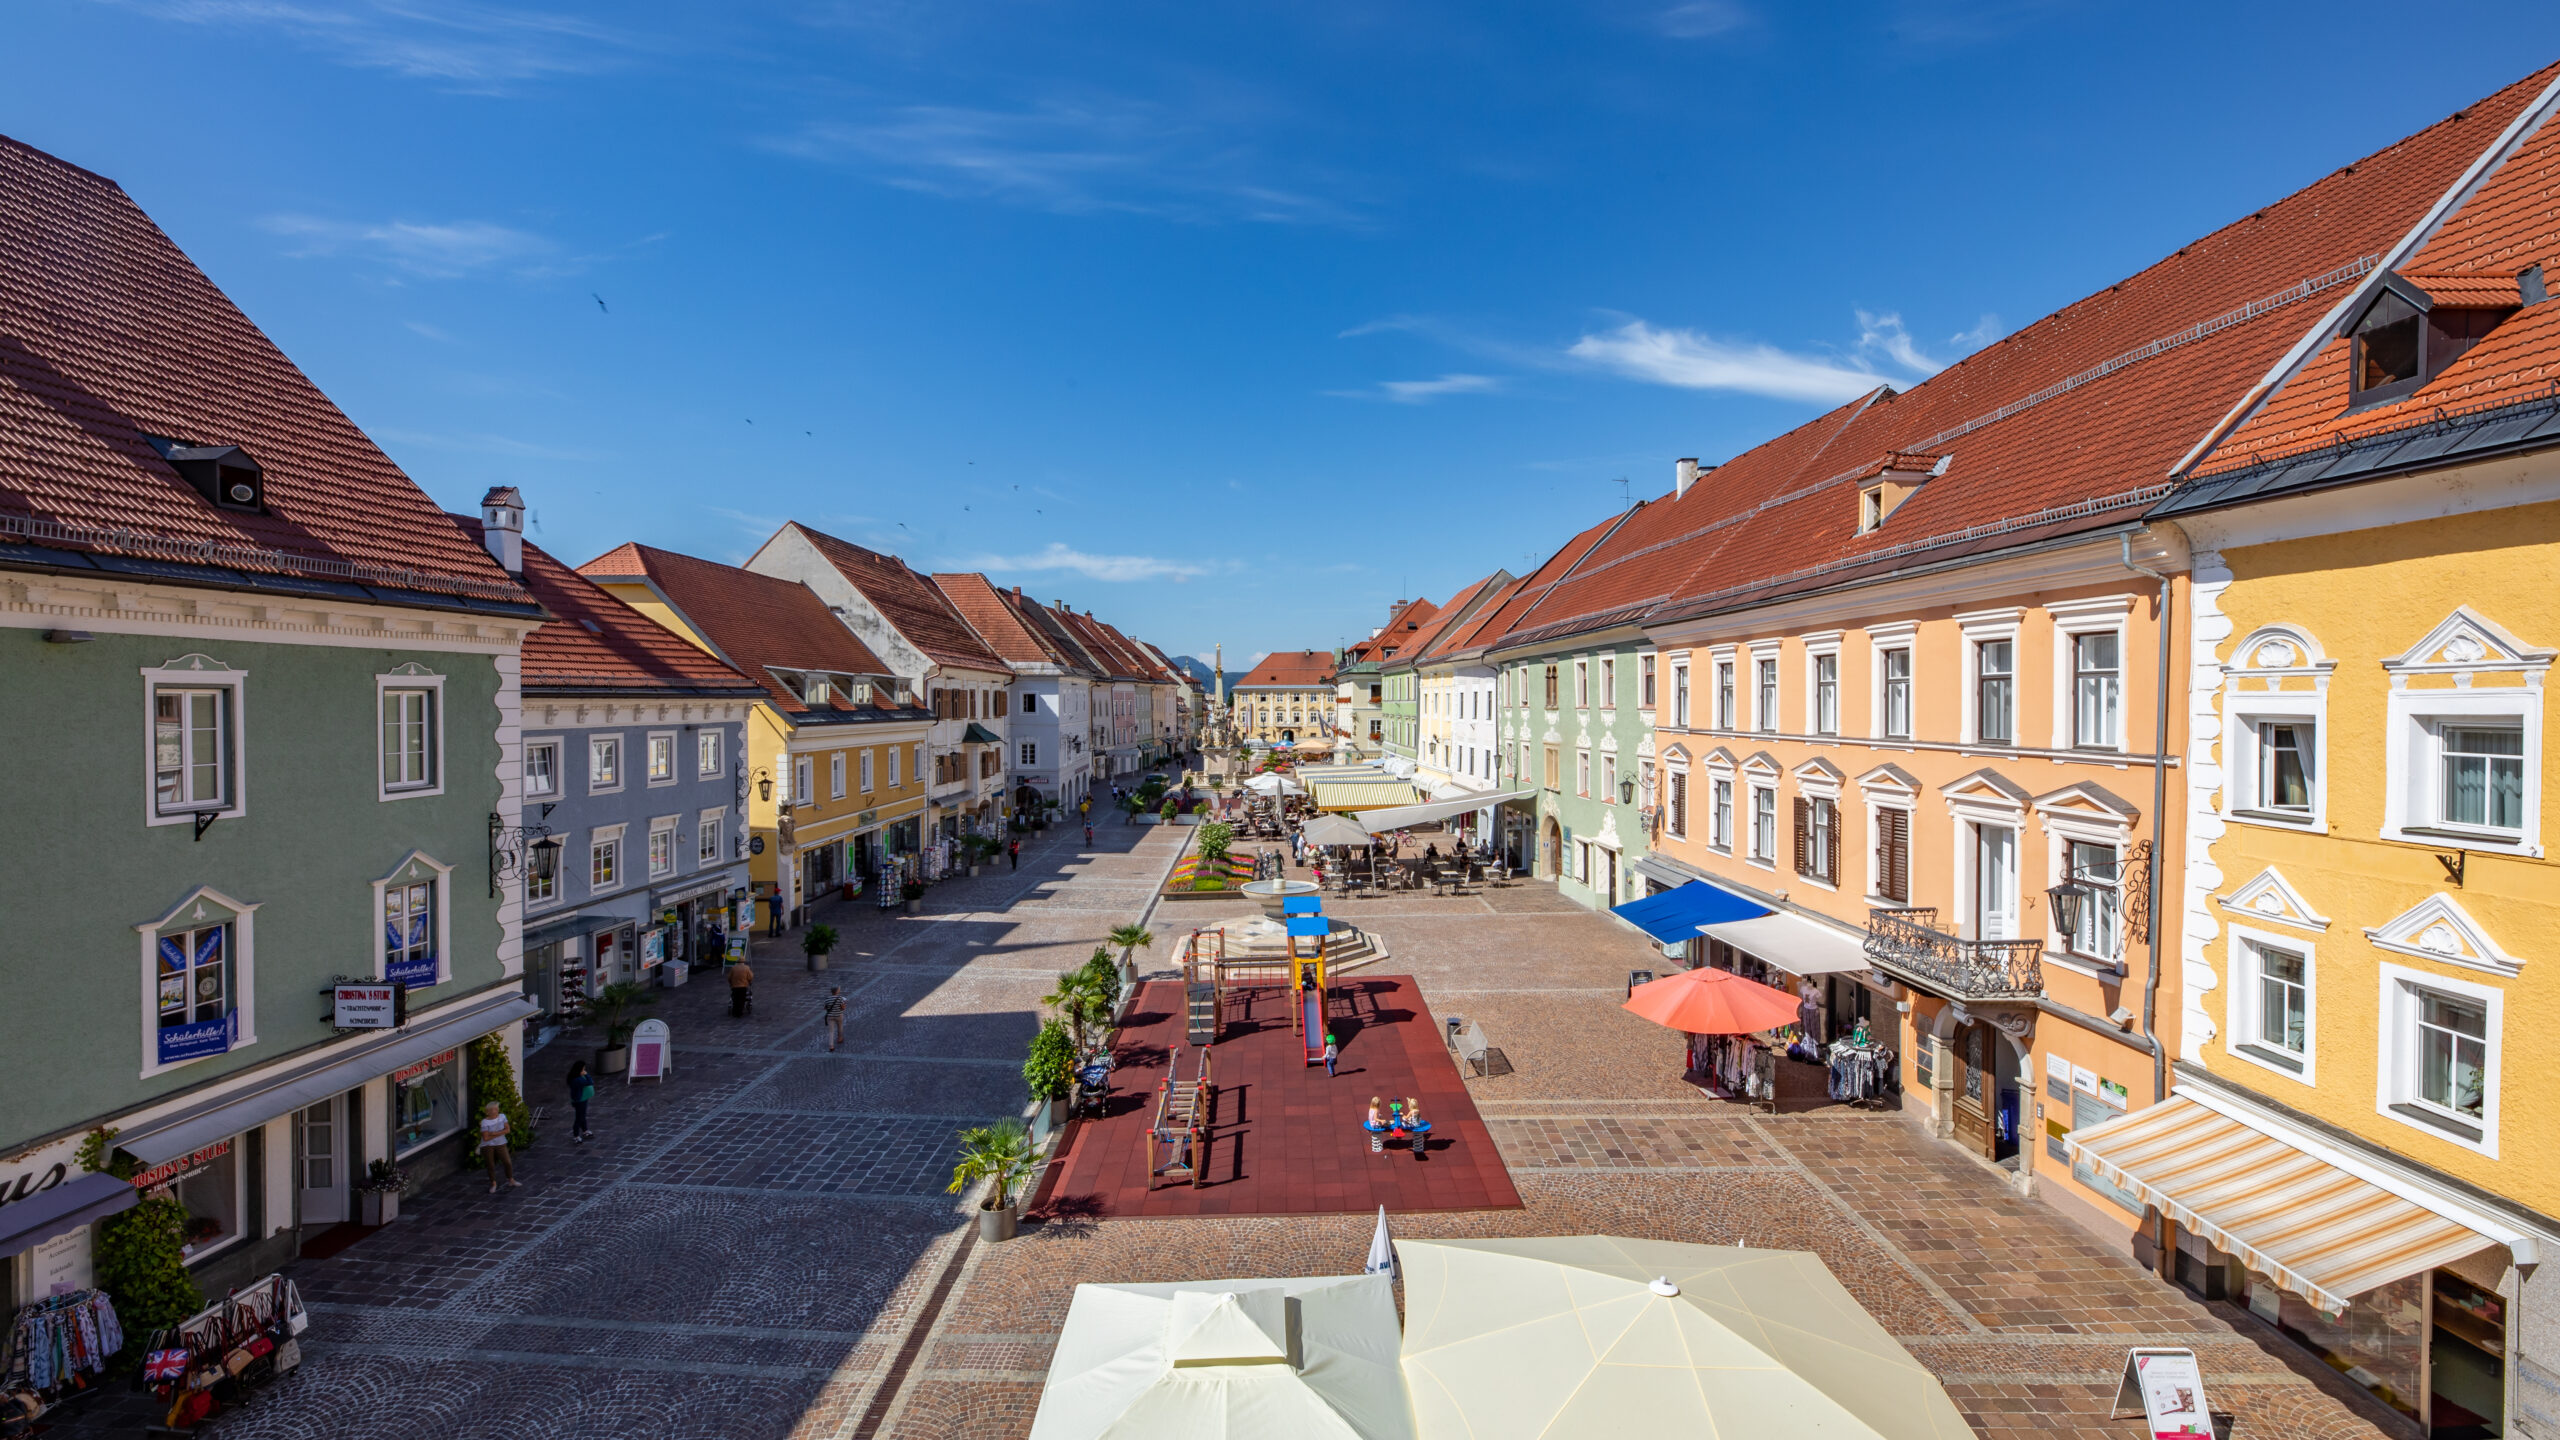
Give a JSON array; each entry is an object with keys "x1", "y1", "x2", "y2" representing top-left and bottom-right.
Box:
[
  {"x1": 1826, "y1": 1041, "x2": 1901, "y2": 1107},
  {"x1": 3, "y1": 1287, "x2": 122, "y2": 1399}
]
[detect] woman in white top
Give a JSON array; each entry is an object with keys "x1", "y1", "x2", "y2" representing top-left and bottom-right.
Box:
[{"x1": 480, "y1": 1102, "x2": 520, "y2": 1193}]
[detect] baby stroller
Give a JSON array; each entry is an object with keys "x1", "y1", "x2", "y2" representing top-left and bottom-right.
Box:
[{"x1": 1071, "y1": 1055, "x2": 1115, "y2": 1119}]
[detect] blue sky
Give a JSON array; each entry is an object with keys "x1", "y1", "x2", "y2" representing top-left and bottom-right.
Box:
[{"x1": 10, "y1": 4, "x2": 2558, "y2": 664}]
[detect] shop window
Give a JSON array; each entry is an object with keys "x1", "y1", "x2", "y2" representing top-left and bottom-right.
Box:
[
  {"x1": 157, "y1": 923, "x2": 234, "y2": 1065},
  {"x1": 647, "y1": 732, "x2": 676, "y2": 784},
  {"x1": 139, "y1": 1140, "x2": 242, "y2": 1263},
  {"x1": 699, "y1": 729, "x2": 724, "y2": 777},
  {"x1": 393, "y1": 1051, "x2": 463, "y2": 1156},
  {"x1": 380, "y1": 681, "x2": 440, "y2": 795},
  {"x1": 525, "y1": 739, "x2": 560, "y2": 799},
  {"x1": 591, "y1": 735, "x2": 623, "y2": 793},
  {"x1": 1974, "y1": 639, "x2": 2014, "y2": 745}
]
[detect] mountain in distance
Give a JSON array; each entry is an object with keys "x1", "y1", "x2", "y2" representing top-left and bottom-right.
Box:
[{"x1": 1168, "y1": 655, "x2": 1248, "y2": 693}]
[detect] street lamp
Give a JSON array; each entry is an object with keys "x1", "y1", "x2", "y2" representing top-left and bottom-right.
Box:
[
  {"x1": 1618, "y1": 777, "x2": 1637, "y2": 805},
  {"x1": 754, "y1": 767, "x2": 774, "y2": 802}
]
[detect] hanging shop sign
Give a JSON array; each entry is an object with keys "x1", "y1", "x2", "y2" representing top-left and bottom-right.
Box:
[
  {"x1": 2112, "y1": 1347, "x2": 2214, "y2": 1438},
  {"x1": 332, "y1": 982, "x2": 406, "y2": 1030},
  {"x1": 132, "y1": 1138, "x2": 232, "y2": 1194},
  {"x1": 156, "y1": 1013, "x2": 236, "y2": 1066},
  {"x1": 749, "y1": 835, "x2": 765, "y2": 855},
  {"x1": 389, "y1": 1047, "x2": 458, "y2": 1087}
]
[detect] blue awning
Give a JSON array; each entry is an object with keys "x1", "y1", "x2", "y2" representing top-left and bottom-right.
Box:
[
  {"x1": 1611, "y1": 880, "x2": 1769, "y2": 943},
  {"x1": 1285, "y1": 916, "x2": 1331, "y2": 937}
]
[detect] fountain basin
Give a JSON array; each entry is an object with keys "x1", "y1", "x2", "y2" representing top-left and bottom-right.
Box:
[{"x1": 1238, "y1": 877, "x2": 1320, "y2": 920}]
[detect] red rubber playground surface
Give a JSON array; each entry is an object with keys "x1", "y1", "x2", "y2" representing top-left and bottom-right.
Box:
[{"x1": 1028, "y1": 975, "x2": 1522, "y2": 1218}]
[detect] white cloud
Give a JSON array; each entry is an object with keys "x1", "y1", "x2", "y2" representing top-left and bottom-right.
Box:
[
  {"x1": 1326, "y1": 373, "x2": 1501, "y2": 404},
  {"x1": 119, "y1": 0, "x2": 643, "y2": 88},
  {"x1": 1657, "y1": 1, "x2": 1749, "y2": 38},
  {"x1": 764, "y1": 97, "x2": 1357, "y2": 226},
  {"x1": 1567, "y1": 320, "x2": 1889, "y2": 405},
  {"x1": 972, "y1": 543, "x2": 1209, "y2": 583},
  {"x1": 261, "y1": 214, "x2": 555, "y2": 277},
  {"x1": 1950, "y1": 313, "x2": 2006, "y2": 349},
  {"x1": 1854, "y1": 310, "x2": 1948, "y2": 375}
]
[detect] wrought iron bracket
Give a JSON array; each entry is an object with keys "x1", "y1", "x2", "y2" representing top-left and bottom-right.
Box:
[{"x1": 488, "y1": 812, "x2": 557, "y2": 898}]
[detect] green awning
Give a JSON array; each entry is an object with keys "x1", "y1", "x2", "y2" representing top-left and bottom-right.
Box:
[{"x1": 962, "y1": 723, "x2": 1004, "y2": 744}]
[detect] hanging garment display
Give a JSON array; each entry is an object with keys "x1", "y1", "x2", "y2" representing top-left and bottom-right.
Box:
[
  {"x1": 2, "y1": 1288, "x2": 123, "y2": 1396},
  {"x1": 1827, "y1": 1043, "x2": 1901, "y2": 1104}
]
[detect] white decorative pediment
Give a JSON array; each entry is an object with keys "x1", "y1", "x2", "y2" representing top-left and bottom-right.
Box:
[
  {"x1": 2030, "y1": 780, "x2": 2141, "y2": 824},
  {"x1": 1940, "y1": 766, "x2": 2031, "y2": 811},
  {"x1": 1598, "y1": 730, "x2": 1620, "y2": 754},
  {"x1": 156, "y1": 653, "x2": 240, "y2": 673},
  {"x1": 2226, "y1": 624, "x2": 2337, "y2": 680},
  {"x1": 1740, "y1": 750, "x2": 1782, "y2": 778},
  {"x1": 1635, "y1": 733, "x2": 1657, "y2": 759},
  {"x1": 1857, "y1": 763, "x2": 1920, "y2": 795},
  {"x1": 1791, "y1": 756, "x2": 1844, "y2": 785},
  {"x1": 2364, "y1": 893, "x2": 2522, "y2": 976},
  {"x1": 376, "y1": 849, "x2": 454, "y2": 888},
  {"x1": 1701, "y1": 746, "x2": 1737, "y2": 771},
  {"x1": 134, "y1": 884, "x2": 262, "y2": 934},
  {"x1": 2215, "y1": 866, "x2": 2330, "y2": 933},
  {"x1": 384, "y1": 660, "x2": 442, "y2": 677},
  {"x1": 2382, "y1": 607, "x2": 2554, "y2": 683},
  {"x1": 1594, "y1": 809, "x2": 1623, "y2": 850},
  {"x1": 1661, "y1": 742, "x2": 1691, "y2": 765}
]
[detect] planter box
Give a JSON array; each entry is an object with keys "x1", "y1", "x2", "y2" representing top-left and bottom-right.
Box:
[
  {"x1": 596, "y1": 1045, "x2": 629, "y2": 1075},
  {"x1": 903, "y1": 898, "x2": 922, "y2": 915},
  {"x1": 807, "y1": 952, "x2": 829, "y2": 971},
  {"x1": 1159, "y1": 885, "x2": 1247, "y2": 903},
  {"x1": 979, "y1": 1202, "x2": 1019, "y2": 1243},
  {"x1": 359, "y1": 1188, "x2": 399, "y2": 1226}
]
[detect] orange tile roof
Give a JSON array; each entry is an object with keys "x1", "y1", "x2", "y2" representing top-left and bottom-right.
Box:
[
  {"x1": 577, "y1": 543, "x2": 909, "y2": 719},
  {"x1": 0, "y1": 134, "x2": 530, "y2": 610},
  {"x1": 1345, "y1": 596, "x2": 1440, "y2": 662},
  {"x1": 481, "y1": 527, "x2": 763, "y2": 698},
  {"x1": 784, "y1": 524, "x2": 1010, "y2": 673},
  {"x1": 1236, "y1": 650, "x2": 1337, "y2": 688},
  {"x1": 1502, "y1": 63, "x2": 2560, "y2": 638},
  {"x1": 1407, "y1": 571, "x2": 1512, "y2": 662},
  {"x1": 931, "y1": 571, "x2": 1053, "y2": 667}
]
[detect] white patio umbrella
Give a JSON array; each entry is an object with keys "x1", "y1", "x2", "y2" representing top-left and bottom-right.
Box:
[
  {"x1": 1244, "y1": 774, "x2": 1306, "y2": 797},
  {"x1": 1398, "y1": 1236, "x2": 1972, "y2": 1440},
  {"x1": 1030, "y1": 1275, "x2": 1413, "y2": 1440},
  {"x1": 1301, "y1": 814, "x2": 1373, "y2": 848},
  {"x1": 1365, "y1": 1207, "x2": 1398, "y2": 1278}
]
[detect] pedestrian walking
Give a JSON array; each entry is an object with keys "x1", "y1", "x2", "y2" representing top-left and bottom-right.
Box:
[
  {"x1": 1084, "y1": 823, "x2": 1094, "y2": 846},
  {"x1": 479, "y1": 1102, "x2": 520, "y2": 1192},
  {"x1": 728, "y1": 958, "x2": 755, "y2": 1018},
  {"x1": 566, "y1": 1061, "x2": 594, "y2": 1142},
  {"x1": 1007, "y1": 839, "x2": 1019, "y2": 871},
  {"x1": 823, "y1": 986, "x2": 847, "y2": 1051},
  {"x1": 1323, "y1": 1033, "x2": 1339, "y2": 1077}
]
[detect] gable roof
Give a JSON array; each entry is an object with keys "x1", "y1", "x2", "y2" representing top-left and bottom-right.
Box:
[
  {"x1": 1346, "y1": 596, "x2": 1440, "y2": 663},
  {"x1": 1237, "y1": 650, "x2": 1337, "y2": 689},
  {"x1": 1510, "y1": 65, "x2": 2560, "y2": 641},
  {"x1": 1052, "y1": 605, "x2": 1150, "y2": 681},
  {"x1": 1407, "y1": 571, "x2": 1515, "y2": 663},
  {"x1": 780, "y1": 523, "x2": 1009, "y2": 673},
  {"x1": 931, "y1": 572, "x2": 1056, "y2": 668},
  {"x1": 460, "y1": 522, "x2": 761, "y2": 699},
  {"x1": 1476, "y1": 509, "x2": 1640, "y2": 652},
  {"x1": 0, "y1": 134, "x2": 532, "y2": 614},
  {"x1": 576, "y1": 543, "x2": 905, "y2": 717}
]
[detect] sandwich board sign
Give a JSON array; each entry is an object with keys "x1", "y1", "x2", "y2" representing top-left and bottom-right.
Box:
[
  {"x1": 628, "y1": 1019, "x2": 672, "y2": 1084},
  {"x1": 2113, "y1": 1347, "x2": 2214, "y2": 1438}
]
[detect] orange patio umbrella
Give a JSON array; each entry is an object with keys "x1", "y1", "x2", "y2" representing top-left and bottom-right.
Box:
[{"x1": 1623, "y1": 967, "x2": 1803, "y2": 1035}]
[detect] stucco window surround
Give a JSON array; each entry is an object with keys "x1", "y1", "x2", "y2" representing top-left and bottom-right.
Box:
[
  {"x1": 376, "y1": 666, "x2": 446, "y2": 801},
  {"x1": 698, "y1": 808, "x2": 724, "y2": 864},
  {"x1": 1864, "y1": 622, "x2": 1918, "y2": 744},
  {"x1": 860, "y1": 749, "x2": 876, "y2": 793},
  {"x1": 143, "y1": 655, "x2": 249, "y2": 829},
  {"x1": 699, "y1": 729, "x2": 725, "y2": 778},
  {"x1": 829, "y1": 751, "x2": 847, "y2": 800},
  {"x1": 1802, "y1": 631, "x2": 1845, "y2": 739},
  {"x1": 648, "y1": 816, "x2": 679, "y2": 878},
  {"x1": 644, "y1": 730, "x2": 678, "y2": 787},
  {"x1": 1855, "y1": 764, "x2": 1919, "y2": 905},
  {"x1": 1742, "y1": 751, "x2": 1781, "y2": 869},
  {"x1": 1702, "y1": 747, "x2": 1737, "y2": 853},
  {"x1": 1750, "y1": 643, "x2": 1781, "y2": 734},
  {"x1": 2046, "y1": 596, "x2": 2136, "y2": 756},
  {"x1": 1955, "y1": 608, "x2": 2025, "y2": 748},
  {"x1": 2376, "y1": 961, "x2": 2502, "y2": 1158},
  {"x1": 589, "y1": 732, "x2": 626, "y2": 796},
  {"x1": 135, "y1": 886, "x2": 261, "y2": 1080},
  {"x1": 2378, "y1": 607, "x2": 2552, "y2": 858},
  {"x1": 589, "y1": 823, "x2": 626, "y2": 894},
  {"x1": 2034, "y1": 787, "x2": 2137, "y2": 979},
  {"x1": 2222, "y1": 624, "x2": 2336, "y2": 834},
  {"x1": 1941, "y1": 772, "x2": 2030, "y2": 940},
  {"x1": 2224, "y1": 922, "x2": 2317, "y2": 1087},
  {"x1": 1791, "y1": 757, "x2": 1846, "y2": 891},
  {"x1": 524, "y1": 736, "x2": 562, "y2": 801},
  {"x1": 369, "y1": 850, "x2": 453, "y2": 989}
]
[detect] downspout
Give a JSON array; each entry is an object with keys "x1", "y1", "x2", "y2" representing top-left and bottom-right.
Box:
[{"x1": 2119, "y1": 532, "x2": 2175, "y2": 1108}]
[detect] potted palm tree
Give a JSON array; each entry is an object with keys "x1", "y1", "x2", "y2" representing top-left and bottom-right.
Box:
[
  {"x1": 588, "y1": 980, "x2": 656, "y2": 1075},
  {"x1": 948, "y1": 1119, "x2": 1035, "y2": 1241},
  {"x1": 803, "y1": 921, "x2": 839, "y2": 972}
]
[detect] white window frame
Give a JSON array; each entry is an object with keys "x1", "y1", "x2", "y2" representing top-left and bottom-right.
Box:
[
  {"x1": 1867, "y1": 622, "x2": 1917, "y2": 743},
  {"x1": 1956, "y1": 608, "x2": 2023, "y2": 747},
  {"x1": 1802, "y1": 632, "x2": 1843, "y2": 738},
  {"x1": 590, "y1": 823, "x2": 625, "y2": 893},
  {"x1": 645, "y1": 730, "x2": 677, "y2": 786},
  {"x1": 1752, "y1": 647, "x2": 1781, "y2": 733},
  {"x1": 1710, "y1": 776, "x2": 1734, "y2": 852},
  {"x1": 1577, "y1": 749, "x2": 1591, "y2": 798},
  {"x1": 830, "y1": 751, "x2": 847, "y2": 799},
  {"x1": 1945, "y1": 786, "x2": 2027, "y2": 941},
  {"x1": 1599, "y1": 657, "x2": 1616, "y2": 711},
  {"x1": 2225, "y1": 923, "x2": 2316, "y2": 1086},
  {"x1": 860, "y1": 749, "x2": 876, "y2": 793},
  {"x1": 648, "y1": 816, "x2": 678, "y2": 879},
  {"x1": 1672, "y1": 663, "x2": 1690, "y2": 728},
  {"x1": 376, "y1": 669, "x2": 447, "y2": 801},
  {"x1": 700, "y1": 808, "x2": 724, "y2": 865},
  {"x1": 589, "y1": 733, "x2": 626, "y2": 796},
  {"x1": 1020, "y1": 740, "x2": 1038, "y2": 766},
  {"x1": 142, "y1": 657, "x2": 248, "y2": 828},
  {"x1": 2047, "y1": 596, "x2": 2134, "y2": 756},
  {"x1": 2380, "y1": 620, "x2": 2546, "y2": 853},
  {"x1": 2376, "y1": 962, "x2": 2502, "y2": 1156},
  {"x1": 1710, "y1": 646, "x2": 1738, "y2": 730},
  {"x1": 792, "y1": 755, "x2": 814, "y2": 805},
  {"x1": 1794, "y1": 763, "x2": 1843, "y2": 890},
  {"x1": 698, "y1": 729, "x2": 724, "y2": 778},
  {"x1": 370, "y1": 851, "x2": 454, "y2": 989},
  {"x1": 524, "y1": 737, "x2": 562, "y2": 801},
  {"x1": 2036, "y1": 805, "x2": 2133, "y2": 976},
  {"x1": 134, "y1": 885, "x2": 262, "y2": 1079}
]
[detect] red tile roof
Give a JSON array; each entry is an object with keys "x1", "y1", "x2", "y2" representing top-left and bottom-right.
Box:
[
  {"x1": 1469, "y1": 508, "x2": 1641, "y2": 651},
  {"x1": 782, "y1": 524, "x2": 1010, "y2": 673},
  {"x1": 2200, "y1": 79, "x2": 2560, "y2": 472},
  {"x1": 0, "y1": 135, "x2": 528, "y2": 609},
  {"x1": 469, "y1": 524, "x2": 762, "y2": 698},
  {"x1": 1055, "y1": 607, "x2": 1154, "y2": 681},
  {"x1": 576, "y1": 543, "x2": 906, "y2": 717},
  {"x1": 931, "y1": 572, "x2": 1053, "y2": 668},
  {"x1": 1495, "y1": 63, "x2": 2560, "y2": 639},
  {"x1": 1345, "y1": 596, "x2": 1440, "y2": 662},
  {"x1": 1236, "y1": 650, "x2": 1337, "y2": 689},
  {"x1": 1407, "y1": 571, "x2": 1513, "y2": 662}
]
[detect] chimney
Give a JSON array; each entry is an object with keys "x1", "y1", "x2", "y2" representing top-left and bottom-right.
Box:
[
  {"x1": 479, "y1": 486, "x2": 525, "y2": 574},
  {"x1": 1673, "y1": 458, "x2": 1699, "y2": 500}
]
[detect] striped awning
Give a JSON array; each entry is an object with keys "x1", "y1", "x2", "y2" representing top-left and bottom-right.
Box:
[
  {"x1": 2064, "y1": 1096, "x2": 2505, "y2": 1313},
  {"x1": 1312, "y1": 781, "x2": 1421, "y2": 812}
]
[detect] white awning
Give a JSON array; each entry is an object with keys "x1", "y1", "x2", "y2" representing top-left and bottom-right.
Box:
[
  {"x1": 1356, "y1": 788, "x2": 1536, "y2": 833},
  {"x1": 1698, "y1": 910, "x2": 1874, "y2": 975},
  {"x1": 2065, "y1": 1094, "x2": 2521, "y2": 1313}
]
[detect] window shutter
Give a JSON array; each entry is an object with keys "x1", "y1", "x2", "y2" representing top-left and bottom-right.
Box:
[
  {"x1": 1824, "y1": 802, "x2": 1840, "y2": 885},
  {"x1": 1792, "y1": 797, "x2": 1809, "y2": 875},
  {"x1": 1880, "y1": 808, "x2": 1909, "y2": 903}
]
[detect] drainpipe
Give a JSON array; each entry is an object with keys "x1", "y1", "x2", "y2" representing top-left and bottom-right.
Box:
[{"x1": 2118, "y1": 531, "x2": 2176, "y2": 1108}]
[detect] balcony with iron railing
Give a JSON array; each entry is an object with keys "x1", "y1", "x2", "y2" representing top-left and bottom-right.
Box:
[{"x1": 1863, "y1": 907, "x2": 2044, "y2": 1001}]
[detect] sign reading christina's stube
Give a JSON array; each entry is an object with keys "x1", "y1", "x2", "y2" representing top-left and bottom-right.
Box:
[{"x1": 333, "y1": 982, "x2": 404, "y2": 1029}]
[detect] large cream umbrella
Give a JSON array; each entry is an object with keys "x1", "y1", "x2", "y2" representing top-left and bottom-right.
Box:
[
  {"x1": 1398, "y1": 1237, "x2": 1972, "y2": 1440},
  {"x1": 1030, "y1": 1274, "x2": 1413, "y2": 1440}
]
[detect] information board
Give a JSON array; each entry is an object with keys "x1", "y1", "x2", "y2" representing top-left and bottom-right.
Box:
[
  {"x1": 333, "y1": 982, "x2": 404, "y2": 1029},
  {"x1": 2113, "y1": 1347, "x2": 2214, "y2": 1438}
]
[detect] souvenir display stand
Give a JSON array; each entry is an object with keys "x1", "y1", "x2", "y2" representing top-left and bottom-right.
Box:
[{"x1": 136, "y1": 1273, "x2": 307, "y2": 1435}]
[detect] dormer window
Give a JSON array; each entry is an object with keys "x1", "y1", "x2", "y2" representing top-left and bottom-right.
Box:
[
  {"x1": 1859, "y1": 488, "x2": 1884, "y2": 534},
  {"x1": 149, "y1": 439, "x2": 266, "y2": 513},
  {"x1": 2349, "y1": 272, "x2": 2520, "y2": 409},
  {"x1": 806, "y1": 675, "x2": 833, "y2": 706},
  {"x1": 2351, "y1": 286, "x2": 2425, "y2": 402}
]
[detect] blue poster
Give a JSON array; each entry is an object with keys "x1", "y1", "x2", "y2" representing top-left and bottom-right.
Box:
[
  {"x1": 386, "y1": 952, "x2": 438, "y2": 988},
  {"x1": 157, "y1": 1014, "x2": 231, "y2": 1065},
  {"x1": 158, "y1": 936, "x2": 187, "y2": 972}
]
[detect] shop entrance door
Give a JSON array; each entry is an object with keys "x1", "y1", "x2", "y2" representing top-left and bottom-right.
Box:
[
  {"x1": 297, "y1": 1094, "x2": 345, "y2": 1226},
  {"x1": 1950, "y1": 1022, "x2": 1995, "y2": 1159},
  {"x1": 1602, "y1": 849, "x2": 1618, "y2": 905}
]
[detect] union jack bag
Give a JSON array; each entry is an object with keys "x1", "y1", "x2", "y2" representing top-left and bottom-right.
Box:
[{"x1": 143, "y1": 1348, "x2": 191, "y2": 1383}]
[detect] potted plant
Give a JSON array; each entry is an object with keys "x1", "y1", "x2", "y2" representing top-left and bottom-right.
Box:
[
  {"x1": 947, "y1": 1119, "x2": 1035, "y2": 1242},
  {"x1": 589, "y1": 980, "x2": 657, "y2": 1075},
  {"x1": 1023, "y1": 1020, "x2": 1075, "y2": 1130},
  {"x1": 357, "y1": 1158, "x2": 407, "y2": 1225},
  {"x1": 901, "y1": 880, "x2": 926, "y2": 915},
  {"x1": 803, "y1": 921, "x2": 840, "y2": 972}
]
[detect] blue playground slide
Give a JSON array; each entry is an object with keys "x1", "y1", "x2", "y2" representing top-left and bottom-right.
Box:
[{"x1": 1303, "y1": 989, "x2": 1325, "y2": 1065}]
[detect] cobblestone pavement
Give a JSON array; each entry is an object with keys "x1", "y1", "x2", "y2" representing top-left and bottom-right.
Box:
[{"x1": 158, "y1": 817, "x2": 2402, "y2": 1440}]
